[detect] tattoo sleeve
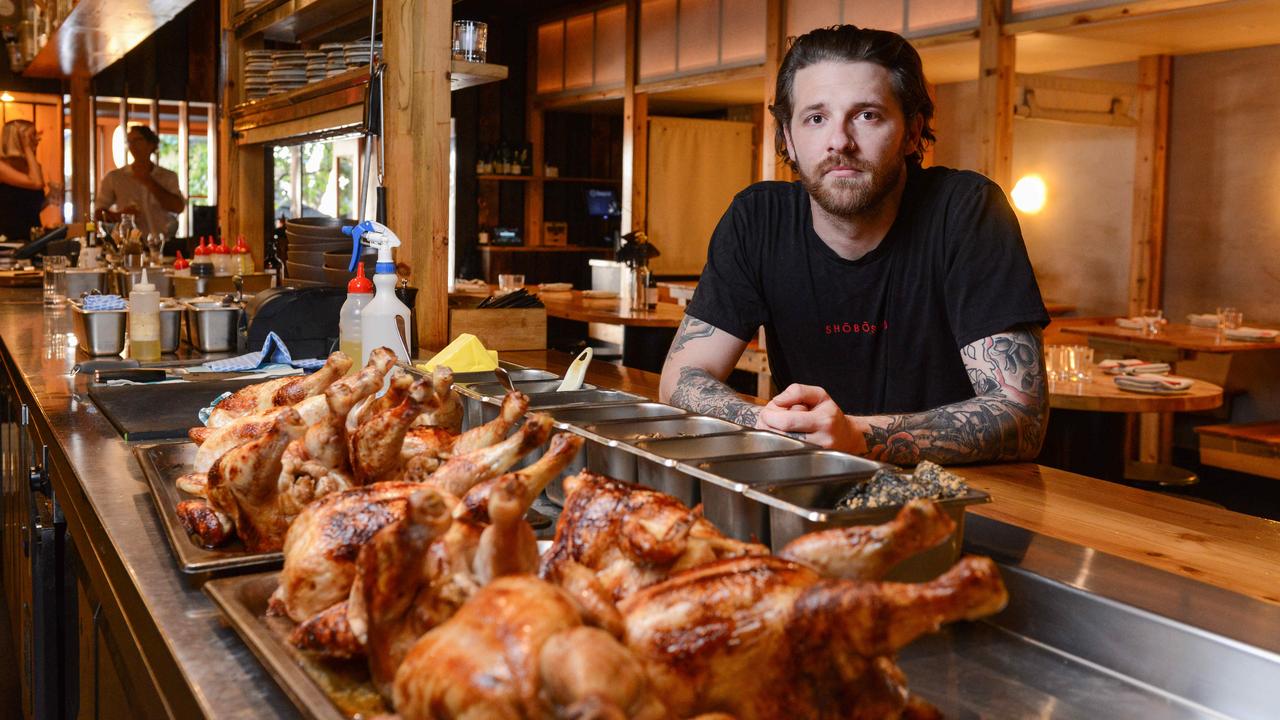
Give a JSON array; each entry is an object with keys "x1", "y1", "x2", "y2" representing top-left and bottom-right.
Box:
[
  {"x1": 859, "y1": 325, "x2": 1048, "y2": 465},
  {"x1": 665, "y1": 316, "x2": 717, "y2": 359},
  {"x1": 669, "y1": 366, "x2": 761, "y2": 427}
]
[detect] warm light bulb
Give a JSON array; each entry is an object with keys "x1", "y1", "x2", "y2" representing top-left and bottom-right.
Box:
[
  {"x1": 0, "y1": 91, "x2": 14, "y2": 102},
  {"x1": 1011, "y1": 174, "x2": 1047, "y2": 214},
  {"x1": 111, "y1": 125, "x2": 127, "y2": 168}
]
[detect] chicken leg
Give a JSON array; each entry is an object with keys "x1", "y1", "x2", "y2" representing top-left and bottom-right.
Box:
[
  {"x1": 350, "y1": 377, "x2": 436, "y2": 485},
  {"x1": 778, "y1": 498, "x2": 956, "y2": 581},
  {"x1": 407, "y1": 413, "x2": 553, "y2": 496}
]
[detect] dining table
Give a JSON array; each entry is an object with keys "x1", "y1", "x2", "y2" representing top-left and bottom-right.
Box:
[
  {"x1": 538, "y1": 290, "x2": 683, "y2": 373},
  {"x1": 1062, "y1": 321, "x2": 1280, "y2": 388},
  {"x1": 1044, "y1": 366, "x2": 1224, "y2": 486}
]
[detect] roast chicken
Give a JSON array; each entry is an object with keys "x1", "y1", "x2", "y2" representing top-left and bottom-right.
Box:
[
  {"x1": 540, "y1": 471, "x2": 769, "y2": 602},
  {"x1": 204, "y1": 351, "x2": 352, "y2": 428},
  {"x1": 400, "y1": 390, "x2": 529, "y2": 468}
]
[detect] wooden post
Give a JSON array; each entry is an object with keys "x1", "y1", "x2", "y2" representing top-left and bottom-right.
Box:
[
  {"x1": 1128, "y1": 55, "x2": 1172, "y2": 316},
  {"x1": 978, "y1": 0, "x2": 1015, "y2": 191},
  {"x1": 525, "y1": 26, "x2": 545, "y2": 247},
  {"x1": 70, "y1": 74, "x2": 92, "y2": 221},
  {"x1": 760, "y1": 0, "x2": 785, "y2": 181},
  {"x1": 384, "y1": 0, "x2": 452, "y2": 351},
  {"x1": 622, "y1": 0, "x2": 647, "y2": 235}
]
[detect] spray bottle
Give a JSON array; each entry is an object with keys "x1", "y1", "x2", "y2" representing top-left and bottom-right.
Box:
[
  {"x1": 342, "y1": 220, "x2": 412, "y2": 364},
  {"x1": 339, "y1": 262, "x2": 374, "y2": 373}
]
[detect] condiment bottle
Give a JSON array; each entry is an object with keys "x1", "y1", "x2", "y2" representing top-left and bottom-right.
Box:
[
  {"x1": 172, "y1": 250, "x2": 190, "y2": 277},
  {"x1": 192, "y1": 237, "x2": 213, "y2": 277},
  {"x1": 79, "y1": 221, "x2": 100, "y2": 269},
  {"x1": 129, "y1": 268, "x2": 161, "y2": 362},
  {"x1": 212, "y1": 236, "x2": 231, "y2": 275},
  {"x1": 234, "y1": 235, "x2": 255, "y2": 274},
  {"x1": 339, "y1": 262, "x2": 374, "y2": 374}
]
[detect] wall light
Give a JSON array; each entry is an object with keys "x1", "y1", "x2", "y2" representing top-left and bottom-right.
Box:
[
  {"x1": 0, "y1": 91, "x2": 14, "y2": 103},
  {"x1": 111, "y1": 124, "x2": 127, "y2": 168},
  {"x1": 1011, "y1": 174, "x2": 1047, "y2": 214}
]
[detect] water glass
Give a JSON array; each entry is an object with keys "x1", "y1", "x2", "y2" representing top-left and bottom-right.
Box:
[
  {"x1": 452, "y1": 20, "x2": 488, "y2": 62},
  {"x1": 42, "y1": 255, "x2": 68, "y2": 305},
  {"x1": 498, "y1": 273, "x2": 524, "y2": 292},
  {"x1": 1069, "y1": 346, "x2": 1094, "y2": 381},
  {"x1": 1141, "y1": 308, "x2": 1164, "y2": 336},
  {"x1": 145, "y1": 232, "x2": 165, "y2": 266},
  {"x1": 1217, "y1": 307, "x2": 1243, "y2": 332}
]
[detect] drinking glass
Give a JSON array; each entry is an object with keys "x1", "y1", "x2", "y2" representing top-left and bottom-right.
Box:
[
  {"x1": 498, "y1": 273, "x2": 524, "y2": 292},
  {"x1": 1217, "y1": 307, "x2": 1243, "y2": 332},
  {"x1": 1069, "y1": 346, "x2": 1094, "y2": 381},
  {"x1": 145, "y1": 232, "x2": 165, "y2": 266},
  {"x1": 42, "y1": 255, "x2": 68, "y2": 305},
  {"x1": 452, "y1": 20, "x2": 488, "y2": 62},
  {"x1": 1141, "y1": 308, "x2": 1164, "y2": 336},
  {"x1": 1045, "y1": 345, "x2": 1066, "y2": 383}
]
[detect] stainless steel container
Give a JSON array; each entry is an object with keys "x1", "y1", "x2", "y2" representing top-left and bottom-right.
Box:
[
  {"x1": 63, "y1": 269, "x2": 107, "y2": 299},
  {"x1": 745, "y1": 478, "x2": 990, "y2": 580},
  {"x1": 115, "y1": 267, "x2": 174, "y2": 298},
  {"x1": 631, "y1": 429, "x2": 809, "y2": 506},
  {"x1": 451, "y1": 366, "x2": 558, "y2": 385},
  {"x1": 183, "y1": 301, "x2": 241, "y2": 353},
  {"x1": 70, "y1": 304, "x2": 126, "y2": 356},
  {"x1": 541, "y1": 403, "x2": 688, "y2": 504},
  {"x1": 459, "y1": 379, "x2": 599, "y2": 427},
  {"x1": 690, "y1": 451, "x2": 888, "y2": 544},
  {"x1": 159, "y1": 306, "x2": 182, "y2": 354}
]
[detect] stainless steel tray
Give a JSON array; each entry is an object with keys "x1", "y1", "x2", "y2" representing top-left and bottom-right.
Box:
[
  {"x1": 631, "y1": 430, "x2": 811, "y2": 506},
  {"x1": 462, "y1": 387, "x2": 642, "y2": 430},
  {"x1": 745, "y1": 476, "x2": 990, "y2": 581},
  {"x1": 450, "y1": 364, "x2": 558, "y2": 385},
  {"x1": 133, "y1": 441, "x2": 284, "y2": 574},
  {"x1": 687, "y1": 451, "x2": 889, "y2": 545},
  {"x1": 204, "y1": 572, "x2": 383, "y2": 720},
  {"x1": 546, "y1": 401, "x2": 687, "y2": 426}
]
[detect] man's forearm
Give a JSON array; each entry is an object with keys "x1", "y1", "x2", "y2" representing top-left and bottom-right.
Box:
[
  {"x1": 852, "y1": 393, "x2": 1046, "y2": 465},
  {"x1": 669, "y1": 366, "x2": 761, "y2": 427}
]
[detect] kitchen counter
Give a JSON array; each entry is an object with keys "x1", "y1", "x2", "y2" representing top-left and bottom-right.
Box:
[{"x1": 2, "y1": 291, "x2": 1278, "y2": 719}]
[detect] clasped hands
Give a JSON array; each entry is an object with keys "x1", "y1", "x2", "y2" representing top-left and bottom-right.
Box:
[{"x1": 757, "y1": 384, "x2": 864, "y2": 454}]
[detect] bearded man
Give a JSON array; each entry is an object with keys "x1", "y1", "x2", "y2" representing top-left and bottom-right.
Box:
[{"x1": 659, "y1": 25, "x2": 1050, "y2": 465}]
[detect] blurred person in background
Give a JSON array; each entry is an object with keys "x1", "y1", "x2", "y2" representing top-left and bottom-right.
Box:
[
  {"x1": 0, "y1": 119, "x2": 46, "y2": 243},
  {"x1": 95, "y1": 124, "x2": 184, "y2": 239}
]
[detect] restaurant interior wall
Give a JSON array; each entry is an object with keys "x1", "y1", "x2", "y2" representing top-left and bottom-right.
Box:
[{"x1": 931, "y1": 62, "x2": 1139, "y2": 319}]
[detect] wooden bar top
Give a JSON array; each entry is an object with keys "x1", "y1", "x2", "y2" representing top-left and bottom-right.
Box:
[
  {"x1": 505, "y1": 349, "x2": 1280, "y2": 606},
  {"x1": 539, "y1": 291, "x2": 685, "y2": 328},
  {"x1": 1049, "y1": 368, "x2": 1222, "y2": 413},
  {"x1": 1064, "y1": 322, "x2": 1280, "y2": 353}
]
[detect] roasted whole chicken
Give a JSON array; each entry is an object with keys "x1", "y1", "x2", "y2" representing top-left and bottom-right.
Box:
[
  {"x1": 540, "y1": 471, "x2": 769, "y2": 602},
  {"x1": 204, "y1": 352, "x2": 352, "y2": 428}
]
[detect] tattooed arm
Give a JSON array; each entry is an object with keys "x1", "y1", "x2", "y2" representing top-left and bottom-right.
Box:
[
  {"x1": 659, "y1": 314, "x2": 762, "y2": 426},
  {"x1": 761, "y1": 325, "x2": 1048, "y2": 464}
]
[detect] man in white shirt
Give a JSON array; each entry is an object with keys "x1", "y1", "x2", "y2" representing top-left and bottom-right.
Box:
[{"x1": 95, "y1": 125, "x2": 185, "y2": 239}]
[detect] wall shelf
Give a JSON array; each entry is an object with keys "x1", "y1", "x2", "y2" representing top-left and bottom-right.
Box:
[
  {"x1": 230, "y1": 66, "x2": 368, "y2": 145},
  {"x1": 451, "y1": 61, "x2": 509, "y2": 91},
  {"x1": 23, "y1": 0, "x2": 200, "y2": 78},
  {"x1": 477, "y1": 174, "x2": 621, "y2": 184},
  {"x1": 233, "y1": 0, "x2": 374, "y2": 43}
]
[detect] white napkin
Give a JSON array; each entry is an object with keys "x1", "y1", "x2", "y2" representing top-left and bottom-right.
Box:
[
  {"x1": 1115, "y1": 317, "x2": 1144, "y2": 330},
  {"x1": 1223, "y1": 327, "x2": 1278, "y2": 342},
  {"x1": 1098, "y1": 358, "x2": 1144, "y2": 375},
  {"x1": 538, "y1": 282, "x2": 572, "y2": 293},
  {"x1": 1187, "y1": 313, "x2": 1220, "y2": 328},
  {"x1": 1114, "y1": 373, "x2": 1193, "y2": 392},
  {"x1": 1124, "y1": 362, "x2": 1171, "y2": 375}
]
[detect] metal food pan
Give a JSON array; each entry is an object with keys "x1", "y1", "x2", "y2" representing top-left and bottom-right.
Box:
[
  {"x1": 457, "y1": 380, "x2": 599, "y2": 429},
  {"x1": 450, "y1": 366, "x2": 558, "y2": 385},
  {"x1": 204, "y1": 572, "x2": 382, "y2": 720},
  {"x1": 70, "y1": 303, "x2": 127, "y2": 356},
  {"x1": 586, "y1": 415, "x2": 742, "y2": 442},
  {"x1": 464, "y1": 387, "x2": 639, "y2": 431},
  {"x1": 133, "y1": 442, "x2": 284, "y2": 574},
  {"x1": 631, "y1": 430, "x2": 811, "y2": 506},
  {"x1": 160, "y1": 306, "x2": 182, "y2": 353},
  {"x1": 546, "y1": 401, "x2": 687, "y2": 426},
  {"x1": 745, "y1": 477, "x2": 990, "y2": 581},
  {"x1": 689, "y1": 451, "x2": 889, "y2": 545},
  {"x1": 184, "y1": 301, "x2": 242, "y2": 353}
]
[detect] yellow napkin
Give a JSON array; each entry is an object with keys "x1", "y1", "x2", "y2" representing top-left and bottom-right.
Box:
[{"x1": 420, "y1": 333, "x2": 499, "y2": 373}]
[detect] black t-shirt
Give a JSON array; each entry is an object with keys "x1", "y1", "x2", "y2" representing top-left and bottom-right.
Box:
[{"x1": 686, "y1": 165, "x2": 1049, "y2": 416}]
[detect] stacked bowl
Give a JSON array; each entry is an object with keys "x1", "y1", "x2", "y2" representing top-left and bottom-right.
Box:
[{"x1": 284, "y1": 217, "x2": 354, "y2": 285}]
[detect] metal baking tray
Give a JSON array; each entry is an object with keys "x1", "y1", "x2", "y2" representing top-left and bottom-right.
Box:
[
  {"x1": 687, "y1": 451, "x2": 889, "y2": 545},
  {"x1": 744, "y1": 476, "x2": 990, "y2": 581},
  {"x1": 203, "y1": 572, "x2": 382, "y2": 720},
  {"x1": 133, "y1": 441, "x2": 284, "y2": 574},
  {"x1": 631, "y1": 430, "x2": 811, "y2": 506}
]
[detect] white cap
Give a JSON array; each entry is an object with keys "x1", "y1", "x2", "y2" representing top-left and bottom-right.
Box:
[{"x1": 135, "y1": 267, "x2": 156, "y2": 293}]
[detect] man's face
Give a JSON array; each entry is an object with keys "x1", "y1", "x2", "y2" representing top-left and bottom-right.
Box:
[
  {"x1": 126, "y1": 130, "x2": 155, "y2": 162},
  {"x1": 784, "y1": 61, "x2": 920, "y2": 219}
]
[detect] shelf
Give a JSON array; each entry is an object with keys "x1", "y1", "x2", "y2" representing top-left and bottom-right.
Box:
[
  {"x1": 476, "y1": 175, "x2": 621, "y2": 184},
  {"x1": 23, "y1": 0, "x2": 199, "y2": 78},
  {"x1": 451, "y1": 60, "x2": 508, "y2": 91},
  {"x1": 231, "y1": 66, "x2": 369, "y2": 146},
  {"x1": 233, "y1": 0, "x2": 374, "y2": 44}
]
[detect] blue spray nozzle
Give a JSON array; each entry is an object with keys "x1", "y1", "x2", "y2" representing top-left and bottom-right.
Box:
[{"x1": 342, "y1": 221, "x2": 374, "y2": 273}]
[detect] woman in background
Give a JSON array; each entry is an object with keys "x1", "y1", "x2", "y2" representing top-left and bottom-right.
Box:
[{"x1": 0, "y1": 119, "x2": 47, "y2": 243}]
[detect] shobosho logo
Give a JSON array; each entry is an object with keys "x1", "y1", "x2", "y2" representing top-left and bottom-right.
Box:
[{"x1": 825, "y1": 319, "x2": 889, "y2": 335}]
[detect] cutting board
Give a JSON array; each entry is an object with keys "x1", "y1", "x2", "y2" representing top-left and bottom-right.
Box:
[{"x1": 89, "y1": 378, "x2": 267, "y2": 441}]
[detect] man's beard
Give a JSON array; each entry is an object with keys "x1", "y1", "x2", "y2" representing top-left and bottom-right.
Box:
[{"x1": 798, "y1": 152, "x2": 903, "y2": 220}]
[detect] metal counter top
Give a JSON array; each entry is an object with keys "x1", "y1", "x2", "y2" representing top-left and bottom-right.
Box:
[{"x1": 0, "y1": 289, "x2": 297, "y2": 718}]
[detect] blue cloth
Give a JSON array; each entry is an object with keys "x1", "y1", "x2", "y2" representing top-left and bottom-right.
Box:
[
  {"x1": 202, "y1": 332, "x2": 327, "y2": 372},
  {"x1": 82, "y1": 294, "x2": 126, "y2": 311}
]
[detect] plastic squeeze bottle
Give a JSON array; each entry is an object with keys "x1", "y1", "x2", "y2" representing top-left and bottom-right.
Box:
[
  {"x1": 212, "y1": 236, "x2": 231, "y2": 275},
  {"x1": 341, "y1": 220, "x2": 413, "y2": 364},
  {"x1": 234, "y1": 236, "x2": 255, "y2": 274},
  {"x1": 129, "y1": 268, "x2": 162, "y2": 361},
  {"x1": 172, "y1": 251, "x2": 190, "y2": 277},
  {"x1": 338, "y1": 262, "x2": 375, "y2": 374},
  {"x1": 192, "y1": 237, "x2": 213, "y2": 277}
]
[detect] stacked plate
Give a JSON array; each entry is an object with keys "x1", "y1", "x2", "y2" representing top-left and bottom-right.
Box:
[
  {"x1": 284, "y1": 217, "x2": 356, "y2": 284},
  {"x1": 305, "y1": 52, "x2": 328, "y2": 83},
  {"x1": 320, "y1": 43, "x2": 347, "y2": 77},
  {"x1": 268, "y1": 50, "x2": 308, "y2": 95},
  {"x1": 243, "y1": 49, "x2": 274, "y2": 100},
  {"x1": 344, "y1": 41, "x2": 382, "y2": 69}
]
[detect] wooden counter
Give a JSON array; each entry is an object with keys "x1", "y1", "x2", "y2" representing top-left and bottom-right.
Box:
[
  {"x1": 507, "y1": 349, "x2": 1280, "y2": 606},
  {"x1": 540, "y1": 291, "x2": 685, "y2": 328}
]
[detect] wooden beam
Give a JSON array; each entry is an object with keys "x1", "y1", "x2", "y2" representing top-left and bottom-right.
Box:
[
  {"x1": 526, "y1": 25, "x2": 545, "y2": 247},
  {"x1": 622, "y1": 0, "x2": 647, "y2": 235},
  {"x1": 634, "y1": 64, "x2": 766, "y2": 96},
  {"x1": 760, "y1": 0, "x2": 784, "y2": 182},
  {"x1": 978, "y1": 0, "x2": 1015, "y2": 191},
  {"x1": 1003, "y1": 0, "x2": 1231, "y2": 36},
  {"x1": 1128, "y1": 55, "x2": 1172, "y2": 316},
  {"x1": 70, "y1": 74, "x2": 92, "y2": 222},
  {"x1": 384, "y1": 0, "x2": 452, "y2": 351}
]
